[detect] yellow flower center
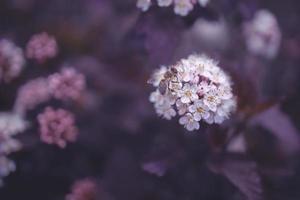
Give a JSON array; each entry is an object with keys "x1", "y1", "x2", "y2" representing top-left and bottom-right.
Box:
[
  {"x1": 207, "y1": 96, "x2": 216, "y2": 103},
  {"x1": 197, "y1": 107, "x2": 205, "y2": 114},
  {"x1": 185, "y1": 91, "x2": 192, "y2": 97}
]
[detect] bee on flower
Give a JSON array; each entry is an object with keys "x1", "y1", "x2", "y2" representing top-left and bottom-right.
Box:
[{"x1": 149, "y1": 54, "x2": 236, "y2": 131}]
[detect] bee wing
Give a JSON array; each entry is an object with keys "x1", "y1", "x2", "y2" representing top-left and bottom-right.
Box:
[{"x1": 158, "y1": 80, "x2": 168, "y2": 94}]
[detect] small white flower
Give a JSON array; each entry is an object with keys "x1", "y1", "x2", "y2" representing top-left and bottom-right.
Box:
[
  {"x1": 188, "y1": 54, "x2": 207, "y2": 73},
  {"x1": 149, "y1": 90, "x2": 165, "y2": 105},
  {"x1": 148, "y1": 66, "x2": 167, "y2": 87},
  {"x1": 204, "y1": 114, "x2": 214, "y2": 124},
  {"x1": 178, "y1": 83, "x2": 199, "y2": 104},
  {"x1": 211, "y1": 70, "x2": 229, "y2": 85},
  {"x1": 179, "y1": 113, "x2": 200, "y2": 131},
  {"x1": 157, "y1": 0, "x2": 173, "y2": 7},
  {"x1": 212, "y1": 98, "x2": 236, "y2": 124},
  {"x1": 216, "y1": 99, "x2": 237, "y2": 118},
  {"x1": 176, "y1": 99, "x2": 188, "y2": 115},
  {"x1": 166, "y1": 91, "x2": 177, "y2": 104},
  {"x1": 202, "y1": 63, "x2": 226, "y2": 84},
  {"x1": 150, "y1": 90, "x2": 176, "y2": 106},
  {"x1": 149, "y1": 90, "x2": 163, "y2": 103},
  {"x1": 177, "y1": 59, "x2": 197, "y2": 82},
  {"x1": 137, "y1": 0, "x2": 151, "y2": 11},
  {"x1": 197, "y1": 81, "x2": 211, "y2": 96},
  {"x1": 203, "y1": 88, "x2": 221, "y2": 112},
  {"x1": 217, "y1": 85, "x2": 233, "y2": 100},
  {"x1": 174, "y1": 0, "x2": 193, "y2": 16},
  {"x1": 151, "y1": 90, "x2": 177, "y2": 120},
  {"x1": 155, "y1": 102, "x2": 176, "y2": 120},
  {"x1": 188, "y1": 100, "x2": 210, "y2": 121},
  {"x1": 198, "y1": 0, "x2": 209, "y2": 6}
]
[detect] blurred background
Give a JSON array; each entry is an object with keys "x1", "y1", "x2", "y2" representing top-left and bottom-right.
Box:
[{"x1": 0, "y1": 0, "x2": 300, "y2": 199}]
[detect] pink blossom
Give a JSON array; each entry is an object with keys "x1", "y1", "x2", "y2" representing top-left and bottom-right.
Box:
[
  {"x1": 38, "y1": 107, "x2": 78, "y2": 148},
  {"x1": 48, "y1": 67, "x2": 86, "y2": 101},
  {"x1": 26, "y1": 32, "x2": 58, "y2": 63},
  {"x1": 66, "y1": 178, "x2": 97, "y2": 200},
  {"x1": 14, "y1": 78, "x2": 51, "y2": 114}
]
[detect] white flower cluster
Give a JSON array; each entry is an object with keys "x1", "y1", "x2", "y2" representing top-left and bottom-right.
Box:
[
  {"x1": 0, "y1": 157, "x2": 16, "y2": 187},
  {"x1": 0, "y1": 39, "x2": 25, "y2": 83},
  {"x1": 149, "y1": 54, "x2": 236, "y2": 131},
  {"x1": 243, "y1": 10, "x2": 281, "y2": 59},
  {"x1": 137, "y1": 0, "x2": 210, "y2": 16},
  {"x1": 0, "y1": 112, "x2": 28, "y2": 186}
]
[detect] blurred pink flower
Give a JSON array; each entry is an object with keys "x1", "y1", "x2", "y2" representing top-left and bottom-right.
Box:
[
  {"x1": 48, "y1": 67, "x2": 86, "y2": 101},
  {"x1": 66, "y1": 178, "x2": 97, "y2": 200},
  {"x1": 0, "y1": 39, "x2": 25, "y2": 83},
  {"x1": 26, "y1": 32, "x2": 58, "y2": 63},
  {"x1": 38, "y1": 107, "x2": 78, "y2": 148},
  {"x1": 14, "y1": 78, "x2": 51, "y2": 114}
]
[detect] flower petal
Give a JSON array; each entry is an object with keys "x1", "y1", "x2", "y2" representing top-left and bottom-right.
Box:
[{"x1": 193, "y1": 113, "x2": 202, "y2": 121}]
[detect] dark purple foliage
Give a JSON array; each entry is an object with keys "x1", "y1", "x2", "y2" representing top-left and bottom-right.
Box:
[{"x1": 0, "y1": 0, "x2": 300, "y2": 200}]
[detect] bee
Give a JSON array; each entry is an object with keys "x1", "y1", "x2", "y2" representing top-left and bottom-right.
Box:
[
  {"x1": 158, "y1": 79, "x2": 168, "y2": 95},
  {"x1": 158, "y1": 66, "x2": 179, "y2": 95}
]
